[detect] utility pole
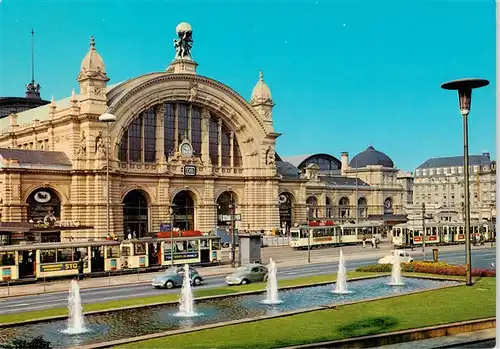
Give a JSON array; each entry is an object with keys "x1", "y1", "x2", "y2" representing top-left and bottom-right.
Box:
[
  {"x1": 170, "y1": 205, "x2": 175, "y2": 267},
  {"x1": 355, "y1": 156, "x2": 359, "y2": 224},
  {"x1": 230, "y1": 193, "x2": 235, "y2": 268},
  {"x1": 307, "y1": 228, "x2": 311, "y2": 263},
  {"x1": 422, "y1": 202, "x2": 426, "y2": 259}
]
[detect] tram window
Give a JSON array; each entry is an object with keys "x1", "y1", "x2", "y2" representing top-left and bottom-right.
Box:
[
  {"x1": 300, "y1": 229, "x2": 309, "y2": 238},
  {"x1": 291, "y1": 230, "x2": 299, "y2": 238},
  {"x1": 57, "y1": 248, "x2": 74, "y2": 262},
  {"x1": 134, "y1": 243, "x2": 146, "y2": 255},
  {"x1": 175, "y1": 241, "x2": 186, "y2": 252},
  {"x1": 212, "y1": 240, "x2": 221, "y2": 250},
  {"x1": 187, "y1": 240, "x2": 198, "y2": 252},
  {"x1": 121, "y1": 246, "x2": 131, "y2": 257},
  {"x1": 200, "y1": 240, "x2": 208, "y2": 249},
  {"x1": 41, "y1": 249, "x2": 56, "y2": 263},
  {"x1": 107, "y1": 246, "x2": 120, "y2": 258},
  {"x1": 0, "y1": 252, "x2": 15, "y2": 266},
  {"x1": 163, "y1": 241, "x2": 172, "y2": 252}
]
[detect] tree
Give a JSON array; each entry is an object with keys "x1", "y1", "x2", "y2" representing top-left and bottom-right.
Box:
[{"x1": 2, "y1": 336, "x2": 52, "y2": 349}]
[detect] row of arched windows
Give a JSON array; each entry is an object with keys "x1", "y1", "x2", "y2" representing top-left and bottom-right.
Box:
[{"x1": 118, "y1": 103, "x2": 243, "y2": 167}]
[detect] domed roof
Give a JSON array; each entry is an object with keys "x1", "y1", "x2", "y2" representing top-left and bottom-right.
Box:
[
  {"x1": 250, "y1": 71, "x2": 273, "y2": 106},
  {"x1": 349, "y1": 145, "x2": 394, "y2": 168},
  {"x1": 77, "y1": 36, "x2": 109, "y2": 82}
]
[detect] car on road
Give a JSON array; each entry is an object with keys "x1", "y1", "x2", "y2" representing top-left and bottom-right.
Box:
[
  {"x1": 152, "y1": 266, "x2": 204, "y2": 289},
  {"x1": 225, "y1": 263, "x2": 268, "y2": 285},
  {"x1": 378, "y1": 249, "x2": 414, "y2": 264}
]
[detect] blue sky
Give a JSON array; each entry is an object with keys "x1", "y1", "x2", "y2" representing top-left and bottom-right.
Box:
[{"x1": 0, "y1": 0, "x2": 496, "y2": 171}]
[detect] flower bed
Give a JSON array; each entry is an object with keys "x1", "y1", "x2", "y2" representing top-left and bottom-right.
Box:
[{"x1": 356, "y1": 261, "x2": 496, "y2": 277}]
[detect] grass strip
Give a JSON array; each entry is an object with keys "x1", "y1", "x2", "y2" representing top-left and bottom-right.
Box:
[
  {"x1": 0, "y1": 271, "x2": 376, "y2": 325},
  {"x1": 117, "y1": 277, "x2": 495, "y2": 349}
]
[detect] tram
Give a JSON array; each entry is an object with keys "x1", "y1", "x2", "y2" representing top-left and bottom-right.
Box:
[
  {"x1": 391, "y1": 221, "x2": 493, "y2": 247},
  {"x1": 0, "y1": 235, "x2": 221, "y2": 282},
  {"x1": 289, "y1": 221, "x2": 385, "y2": 249}
]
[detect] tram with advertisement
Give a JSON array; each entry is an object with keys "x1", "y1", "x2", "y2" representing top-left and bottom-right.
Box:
[
  {"x1": 0, "y1": 234, "x2": 221, "y2": 283},
  {"x1": 289, "y1": 220, "x2": 385, "y2": 249},
  {"x1": 391, "y1": 221, "x2": 494, "y2": 247}
]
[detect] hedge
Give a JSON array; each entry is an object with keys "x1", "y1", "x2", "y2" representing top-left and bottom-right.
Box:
[{"x1": 356, "y1": 261, "x2": 496, "y2": 277}]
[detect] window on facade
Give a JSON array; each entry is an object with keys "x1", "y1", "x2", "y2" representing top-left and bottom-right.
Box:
[
  {"x1": 191, "y1": 108, "x2": 202, "y2": 155},
  {"x1": 143, "y1": 109, "x2": 156, "y2": 162},
  {"x1": 221, "y1": 126, "x2": 231, "y2": 166},
  {"x1": 118, "y1": 103, "x2": 242, "y2": 167},
  {"x1": 129, "y1": 117, "x2": 143, "y2": 162},
  {"x1": 209, "y1": 119, "x2": 219, "y2": 165}
]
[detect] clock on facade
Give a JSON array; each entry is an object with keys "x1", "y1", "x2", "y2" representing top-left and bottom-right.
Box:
[
  {"x1": 179, "y1": 140, "x2": 193, "y2": 157},
  {"x1": 384, "y1": 199, "x2": 392, "y2": 209}
]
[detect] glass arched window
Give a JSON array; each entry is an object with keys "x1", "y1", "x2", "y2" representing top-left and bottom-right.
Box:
[
  {"x1": 118, "y1": 102, "x2": 242, "y2": 167},
  {"x1": 339, "y1": 197, "x2": 350, "y2": 218}
]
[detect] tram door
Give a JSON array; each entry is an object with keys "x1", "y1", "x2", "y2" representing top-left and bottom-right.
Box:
[
  {"x1": 148, "y1": 242, "x2": 161, "y2": 266},
  {"x1": 18, "y1": 250, "x2": 35, "y2": 278},
  {"x1": 91, "y1": 246, "x2": 105, "y2": 272},
  {"x1": 200, "y1": 239, "x2": 210, "y2": 264}
]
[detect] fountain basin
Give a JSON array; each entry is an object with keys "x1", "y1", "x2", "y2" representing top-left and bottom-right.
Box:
[{"x1": 0, "y1": 276, "x2": 461, "y2": 349}]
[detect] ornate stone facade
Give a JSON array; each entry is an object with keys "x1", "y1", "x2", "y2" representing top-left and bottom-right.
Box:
[{"x1": 0, "y1": 24, "x2": 406, "y2": 241}]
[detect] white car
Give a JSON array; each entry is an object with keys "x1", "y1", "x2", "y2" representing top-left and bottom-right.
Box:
[{"x1": 378, "y1": 250, "x2": 414, "y2": 264}]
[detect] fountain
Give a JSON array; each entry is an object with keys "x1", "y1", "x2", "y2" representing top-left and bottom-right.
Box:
[
  {"x1": 174, "y1": 264, "x2": 200, "y2": 317},
  {"x1": 387, "y1": 250, "x2": 405, "y2": 286},
  {"x1": 61, "y1": 279, "x2": 88, "y2": 335},
  {"x1": 261, "y1": 257, "x2": 283, "y2": 304},
  {"x1": 332, "y1": 249, "x2": 352, "y2": 294}
]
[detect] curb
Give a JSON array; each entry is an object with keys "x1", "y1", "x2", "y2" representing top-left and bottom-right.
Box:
[
  {"x1": 0, "y1": 274, "x2": 385, "y2": 328},
  {"x1": 66, "y1": 280, "x2": 471, "y2": 349},
  {"x1": 278, "y1": 317, "x2": 496, "y2": 348}
]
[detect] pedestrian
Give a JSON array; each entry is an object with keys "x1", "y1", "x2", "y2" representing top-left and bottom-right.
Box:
[
  {"x1": 410, "y1": 236, "x2": 414, "y2": 251},
  {"x1": 77, "y1": 258, "x2": 84, "y2": 280},
  {"x1": 371, "y1": 236, "x2": 375, "y2": 249},
  {"x1": 362, "y1": 235, "x2": 366, "y2": 248}
]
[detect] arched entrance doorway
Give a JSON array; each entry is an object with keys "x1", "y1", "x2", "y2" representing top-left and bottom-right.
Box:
[
  {"x1": 325, "y1": 197, "x2": 333, "y2": 218},
  {"x1": 217, "y1": 191, "x2": 237, "y2": 228},
  {"x1": 123, "y1": 190, "x2": 149, "y2": 238},
  {"x1": 278, "y1": 192, "x2": 294, "y2": 234},
  {"x1": 306, "y1": 196, "x2": 318, "y2": 219},
  {"x1": 172, "y1": 191, "x2": 195, "y2": 231},
  {"x1": 339, "y1": 197, "x2": 350, "y2": 219},
  {"x1": 27, "y1": 188, "x2": 62, "y2": 243},
  {"x1": 358, "y1": 197, "x2": 368, "y2": 218}
]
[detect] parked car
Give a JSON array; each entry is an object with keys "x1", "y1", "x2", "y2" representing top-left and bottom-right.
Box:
[
  {"x1": 225, "y1": 263, "x2": 268, "y2": 285},
  {"x1": 152, "y1": 266, "x2": 204, "y2": 289},
  {"x1": 378, "y1": 249, "x2": 414, "y2": 264}
]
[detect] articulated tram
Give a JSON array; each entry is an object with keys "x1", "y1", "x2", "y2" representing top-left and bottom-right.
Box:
[
  {"x1": 0, "y1": 235, "x2": 221, "y2": 282},
  {"x1": 289, "y1": 221, "x2": 385, "y2": 249},
  {"x1": 391, "y1": 221, "x2": 494, "y2": 247}
]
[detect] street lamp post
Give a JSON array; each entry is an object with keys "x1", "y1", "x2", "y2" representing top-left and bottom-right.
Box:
[
  {"x1": 421, "y1": 203, "x2": 426, "y2": 258},
  {"x1": 441, "y1": 78, "x2": 490, "y2": 286},
  {"x1": 307, "y1": 228, "x2": 311, "y2": 263},
  {"x1": 170, "y1": 205, "x2": 175, "y2": 267},
  {"x1": 230, "y1": 194, "x2": 236, "y2": 268},
  {"x1": 98, "y1": 113, "x2": 117, "y2": 238}
]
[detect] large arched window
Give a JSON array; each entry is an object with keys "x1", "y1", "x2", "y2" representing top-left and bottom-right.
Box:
[
  {"x1": 358, "y1": 197, "x2": 368, "y2": 218},
  {"x1": 118, "y1": 103, "x2": 243, "y2": 167},
  {"x1": 339, "y1": 197, "x2": 350, "y2": 218},
  {"x1": 306, "y1": 196, "x2": 318, "y2": 218}
]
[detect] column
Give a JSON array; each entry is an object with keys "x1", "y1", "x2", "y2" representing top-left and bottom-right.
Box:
[
  {"x1": 201, "y1": 109, "x2": 211, "y2": 165},
  {"x1": 217, "y1": 119, "x2": 222, "y2": 167},
  {"x1": 155, "y1": 105, "x2": 165, "y2": 162},
  {"x1": 174, "y1": 103, "x2": 179, "y2": 150},
  {"x1": 230, "y1": 131, "x2": 234, "y2": 168}
]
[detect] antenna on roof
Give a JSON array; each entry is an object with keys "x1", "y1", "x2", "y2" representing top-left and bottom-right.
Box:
[
  {"x1": 31, "y1": 29, "x2": 35, "y2": 84},
  {"x1": 25, "y1": 29, "x2": 41, "y2": 100}
]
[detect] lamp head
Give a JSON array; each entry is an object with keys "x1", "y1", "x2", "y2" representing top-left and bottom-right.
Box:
[
  {"x1": 99, "y1": 113, "x2": 117, "y2": 123},
  {"x1": 441, "y1": 78, "x2": 489, "y2": 117}
]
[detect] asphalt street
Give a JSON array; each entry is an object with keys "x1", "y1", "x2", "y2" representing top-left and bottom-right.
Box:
[{"x1": 0, "y1": 247, "x2": 494, "y2": 315}]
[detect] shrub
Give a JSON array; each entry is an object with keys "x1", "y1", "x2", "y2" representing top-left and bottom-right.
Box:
[
  {"x1": 2, "y1": 336, "x2": 52, "y2": 349},
  {"x1": 355, "y1": 262, "x2": 496, "y2": 277}
]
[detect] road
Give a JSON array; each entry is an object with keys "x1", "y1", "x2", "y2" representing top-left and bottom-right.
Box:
[{"x1": 0, "y1": 247, "x2": 494, "y2": 315}]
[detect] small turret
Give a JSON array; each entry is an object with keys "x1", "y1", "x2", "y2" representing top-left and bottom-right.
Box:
[
  {"x1": 250, "y1": 71, "x2": 275, "y2": 128},
  {"x1": 76, "y1": 36, "x2": 109, "y2": 114}
]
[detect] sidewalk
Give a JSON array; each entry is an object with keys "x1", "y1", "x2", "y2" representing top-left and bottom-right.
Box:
[
  {"x1": 371, "y1": 328, "x2": 496, "y2": 349},
  {"x1": 0, "y1": 243, "x2": 493, "y2": 299}
]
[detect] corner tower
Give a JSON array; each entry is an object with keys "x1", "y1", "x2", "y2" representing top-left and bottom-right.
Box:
[
  {"x1": 77, "y1": 36, "x2": 109, "y2": 115},
  {"x1": 250, "y1": 71, "x2": 275, "y2": 130}
]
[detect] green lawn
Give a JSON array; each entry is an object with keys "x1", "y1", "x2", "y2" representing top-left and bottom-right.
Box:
[
  {"x1": 117, "y1": 277, "x2": 496, "y2": 349},
  {"x1": 0, "y1": 271, "x2": 376, "y2": 325}
]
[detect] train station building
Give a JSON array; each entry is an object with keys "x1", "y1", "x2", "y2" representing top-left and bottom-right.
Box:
[{"x1": 0, "y1": 23, "x2": 406, "y2": 243}]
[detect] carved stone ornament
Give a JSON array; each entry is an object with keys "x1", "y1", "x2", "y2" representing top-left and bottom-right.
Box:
[
  {"x1": 75, "y1": 131, "x2": 87, "y2": 158},
  {"x1": 266, "y1": 146, "x2": 275, "y2": 165},
  {"x1": 94, "y1": 131, "x2": 107, "y2": 159},
  {"x1": 188, "y1": 84, "x2": 198, "y2": 102}
]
